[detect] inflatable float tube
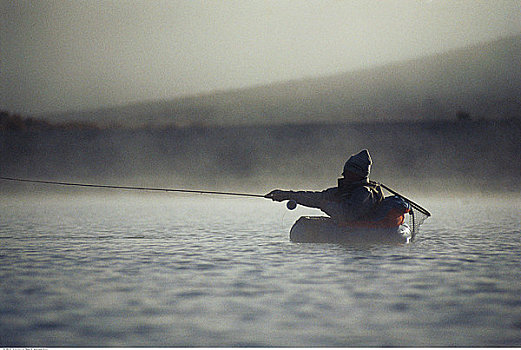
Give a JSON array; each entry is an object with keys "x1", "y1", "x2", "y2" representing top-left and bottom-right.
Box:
[
  {"x1": 289, "y1": 195, "x2": 414, "y2": 244},
  {"x1": 289, "y1": 216, "x2": 412, "y2": 244}
]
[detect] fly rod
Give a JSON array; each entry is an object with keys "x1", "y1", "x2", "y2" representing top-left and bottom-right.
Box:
[
  {"x1": 0, "y1": 176, "x2": 266, "y2": 198},
  {"x1": 1, "y1": 176, "x2": 431, "y2": 216}
]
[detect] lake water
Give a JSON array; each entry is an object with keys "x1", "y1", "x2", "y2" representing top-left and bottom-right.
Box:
[{"x1": 1, "y1": 193, "x2": 520, "y2": 347}]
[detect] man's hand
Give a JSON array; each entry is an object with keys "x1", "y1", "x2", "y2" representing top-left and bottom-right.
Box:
[{"x1": 265, "y1": 189, "x2": 290, "y2": 202}]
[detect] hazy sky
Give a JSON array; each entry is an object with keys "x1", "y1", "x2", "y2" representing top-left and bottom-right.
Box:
[{"x1": 2, "y1": 0, "x2": 521, "y2": 115}]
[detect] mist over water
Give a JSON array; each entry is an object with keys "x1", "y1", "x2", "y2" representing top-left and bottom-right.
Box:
[{"x1": 1, "y1": 118, "x2": 520, "y2": 196}]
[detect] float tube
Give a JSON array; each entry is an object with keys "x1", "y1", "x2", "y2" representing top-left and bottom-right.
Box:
[{"x1": 289, "y1": 196, "x2": 413, "y2": 244}]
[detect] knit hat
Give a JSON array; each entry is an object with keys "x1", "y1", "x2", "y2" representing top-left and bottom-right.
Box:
[{"x1": 342, "y1": 149, "x2": 372, "y2": 178}]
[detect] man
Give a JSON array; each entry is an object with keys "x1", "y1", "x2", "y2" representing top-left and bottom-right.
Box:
[{"x1": 266, "y1": 149, "x2": 384, "y2": 225}]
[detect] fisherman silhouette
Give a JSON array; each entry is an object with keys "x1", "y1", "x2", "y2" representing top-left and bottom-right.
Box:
[{"x1": 266, "y1": 149, "x2": 384, "y2": 225}]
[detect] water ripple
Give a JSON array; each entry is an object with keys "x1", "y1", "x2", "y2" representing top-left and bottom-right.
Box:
[{"x1": 1, "y1": 195, "x2": 520, "y2": 346}]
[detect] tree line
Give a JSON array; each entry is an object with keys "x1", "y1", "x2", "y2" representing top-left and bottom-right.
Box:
[{"x1": 0, "y1": 111, "x2": 100, "y2": 131}]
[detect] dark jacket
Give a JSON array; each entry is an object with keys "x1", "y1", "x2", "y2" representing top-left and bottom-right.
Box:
[{"x1": 286, "y1": 179, "x2": 384, "y2": 224}]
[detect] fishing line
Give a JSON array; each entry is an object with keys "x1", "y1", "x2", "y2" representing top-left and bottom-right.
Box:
[
  {"x1": 281, "y1": 210, "x2": 287, "y2": 228},
  {"x1": 0, "y1": 176, "x2": 266, "y2": 198}
]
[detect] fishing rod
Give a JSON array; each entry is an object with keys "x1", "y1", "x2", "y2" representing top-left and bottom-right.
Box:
[
  {"x1": 0, "y1": 176, "x2": 431, "y2": 216},
  {"x1": 0, "y1": 176, "x2": 266, "y2": 198}
]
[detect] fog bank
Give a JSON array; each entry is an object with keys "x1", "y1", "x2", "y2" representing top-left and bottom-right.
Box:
[{"x1": 1, "y1": 118, "x2": 519, "y2": 196}]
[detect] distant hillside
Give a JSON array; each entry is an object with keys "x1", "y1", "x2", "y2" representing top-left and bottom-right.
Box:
[{"x1": 42, "y1": 35, "x2": 521, "y2": 127}]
